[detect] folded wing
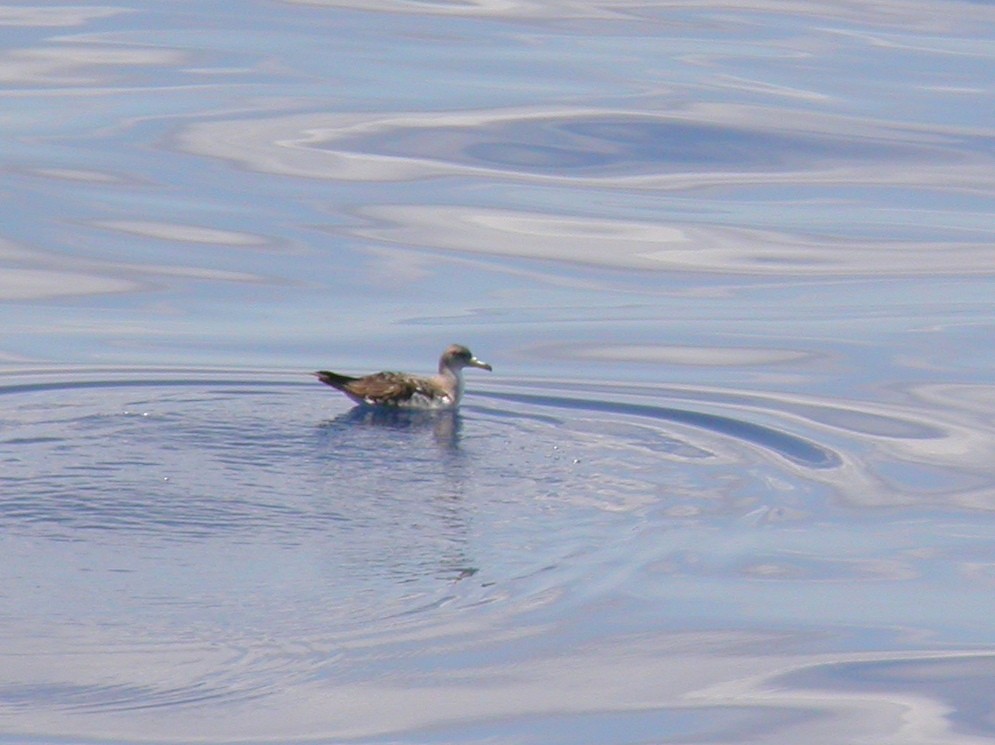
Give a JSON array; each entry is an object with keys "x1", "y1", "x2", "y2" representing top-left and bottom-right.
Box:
[{"x1": 317, "y1": 370, "x2": 443, "y2": 406}]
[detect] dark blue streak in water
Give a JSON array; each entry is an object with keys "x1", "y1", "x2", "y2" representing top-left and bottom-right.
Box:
[
  {"x1": 478, "y1": 391, "x2": 840, "y2": 468},
  {"x1": 357, "y1": 114, "x2": 925, "y2": 176},
  {"x1": 0, "y1": 377, "x2": 837, "y2": 467}
]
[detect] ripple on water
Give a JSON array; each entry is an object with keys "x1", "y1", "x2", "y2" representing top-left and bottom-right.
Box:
[
  {"x1": 2, "y1": 370, "x2": 995, "y2": 739},
  {"x1": 3, "y1": 369, "x2": 991, "y2": 549}
]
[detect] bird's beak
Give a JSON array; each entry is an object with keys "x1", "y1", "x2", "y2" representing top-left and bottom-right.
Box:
[{"x1": 470, "y1": 357, "x2": 492, "y2": 371}]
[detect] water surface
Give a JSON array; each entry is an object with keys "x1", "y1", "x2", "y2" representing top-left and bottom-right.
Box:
[{"x1": 1, "y1": 1, "x2": 994, "y2": 743}]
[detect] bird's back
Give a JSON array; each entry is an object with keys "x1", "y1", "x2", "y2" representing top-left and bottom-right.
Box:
[{"x1": 316, "y1": 370, "x2": 448, "y2": 407}]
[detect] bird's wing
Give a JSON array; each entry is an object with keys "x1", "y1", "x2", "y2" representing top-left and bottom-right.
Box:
[{"x1": 344, "y1": 372, "x2": 442, "y2": 405}]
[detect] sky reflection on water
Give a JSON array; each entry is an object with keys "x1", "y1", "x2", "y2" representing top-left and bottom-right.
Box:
[{"x1": 1, "y1": 1, "x2": 995, "y2": 743}]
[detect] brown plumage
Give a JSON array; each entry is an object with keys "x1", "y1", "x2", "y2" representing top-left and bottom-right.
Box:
[{"x1": 315, "y1": 344, "x2": 492, "y2": 408}]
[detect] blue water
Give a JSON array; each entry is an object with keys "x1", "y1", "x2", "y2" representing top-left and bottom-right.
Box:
[{"x1": 2, "y1": 1, "x2": 995, "y2": 743}]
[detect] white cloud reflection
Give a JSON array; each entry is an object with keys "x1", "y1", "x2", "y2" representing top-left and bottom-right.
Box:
[
  {"x1": 279, "y1": 0, "x2": 992, "y2": 29},
  {"x1": 0, "y1": 267, "x2": 136, "y2": 300},
  {"x1": 27, "y1": 167, "x2": 127, "y2": 184},
  {"x1": 0, "y1": 232, "x2": 273, "y2": 302},
  {"x1": 176, "y1": 103, "x2": 993, "y2": 278},
  {"x1": 0, "y1": 7, "x2": 129, "y2": 28},
  {"x1": 280, "y1": 0, "x2": 649, "y2": 19},
  {"x1": 355, "y1": 204, "x2": 995, "y2": 277},
  {"x1": 94, "y1": 220, "x2": 271, "y2": 248},
  {"x1": 3, "y1": 616, "x2": 993, "y2": 744},
  {"x1": 0, "y1": 44, "x2": 183, "y2": 86},
  {"x1": 553, "y1": 343, "x2": 815, "y2": 366},
  {"x1": 177, "y1": 104, "x2": 989, "y2": 189}
]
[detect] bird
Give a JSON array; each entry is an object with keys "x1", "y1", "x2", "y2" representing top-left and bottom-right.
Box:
[{"x1": 315, "y1": 344, "x2": 492, "y2": 408}]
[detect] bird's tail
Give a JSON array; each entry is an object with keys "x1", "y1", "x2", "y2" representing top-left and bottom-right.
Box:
[{"x1": 314, "y1": 370, "x2": 358, "y2": 390}]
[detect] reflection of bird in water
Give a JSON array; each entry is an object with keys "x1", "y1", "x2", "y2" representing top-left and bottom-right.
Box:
[
  {"x1": 315, "y1": 344, "x2": 492, "y2": 408},
  {"x1": 332, "y1": 406, "x2": 463, "y2": 449}
]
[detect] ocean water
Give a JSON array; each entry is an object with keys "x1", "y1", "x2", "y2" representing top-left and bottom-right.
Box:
[{"x1": 2, "y1": 1, "x2": 994, "y2": 743}]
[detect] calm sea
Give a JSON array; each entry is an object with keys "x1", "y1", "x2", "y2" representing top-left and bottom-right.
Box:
[{"x1": 2, "y1": 1, "x2": 994, "y2": 743}]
